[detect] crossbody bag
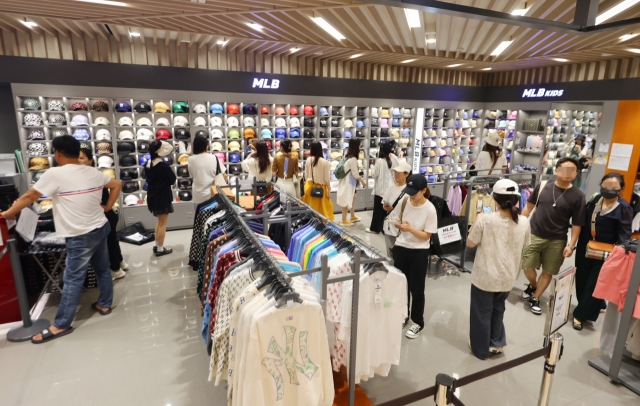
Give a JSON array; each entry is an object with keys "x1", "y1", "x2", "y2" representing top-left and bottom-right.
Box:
[
  {"x1": 310, "y1": 163, "x2": 324, "y2": 198},
  {"x1": 528, "y1": 180, "x2": 548, "y2": 218},
  {"x1": 384, "y1": 195, "x2": 409, "y2": 237},
  {"x1": 585, "y1": 197, "x2": 617, "y2": 260}
]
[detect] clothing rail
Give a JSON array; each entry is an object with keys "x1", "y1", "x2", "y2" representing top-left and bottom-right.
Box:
[{"x1": 442, "y1": 170, "x2": 538, "y2": 200}]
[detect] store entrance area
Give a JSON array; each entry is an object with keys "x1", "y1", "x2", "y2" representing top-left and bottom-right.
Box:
[{"x1": 0, "y1": 212, "x2": 636, "y2": 406}]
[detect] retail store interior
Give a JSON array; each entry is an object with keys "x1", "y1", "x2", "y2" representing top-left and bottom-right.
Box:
[{"x1": 1, "y1": 1, "x2": 640, "y2": 406}]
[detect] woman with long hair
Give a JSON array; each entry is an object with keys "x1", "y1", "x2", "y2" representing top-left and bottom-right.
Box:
[
  {"x1": 475, "y1": 131, "x2": 507, "y2": 175},
  {"x1": 145, "y1": 140, "x2": 176, "y2": 257},
  {"x1": 466, "y1": 179, "x2": 531, "y2": 359},
  {"x1": 78, "y1": 148, "x2": 128, "y2": 280},
  {"x1": 302, "y1": 141, "x2": 334, "y2": 219},
  {"x1": 382, "y1": 160, "x2": 411, "y2": 258},
  {"x1": 241, "y1": 140, "x2": 273, "y2": 182},
  {"x1": 367, "y1": 142, "x2": 398, "y2": 234},
  {"x1": 572, "y1": 173, "x2": 632, "y2": 330},
  {"x1": 337, "y1": 138, "x2": 366, "y2": 226},
  {"x1": 272, "y1": 139, "x2": 300, "y2": 197}
]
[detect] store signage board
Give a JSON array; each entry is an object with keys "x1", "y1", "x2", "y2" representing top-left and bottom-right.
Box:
[
  {"x1": 522, "y1": 88, "x2": 565, "y2": 98},
  {"x1": 252, "y1": 78, "x2": 280, "y2": 89},
  {"x1": 437, "y1": 223, "x2": 462, "y2": 245},
  {"x1": 544, "y1": 266, "x2": 576, "y2": 338},
  {"x1": 412, "y1": 108, "x2": 425, "y2": 174}
]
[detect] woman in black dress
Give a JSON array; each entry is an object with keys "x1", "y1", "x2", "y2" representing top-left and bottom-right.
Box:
[{"x1": 145, "y1": 140, "x2": 176, "y2": 257}]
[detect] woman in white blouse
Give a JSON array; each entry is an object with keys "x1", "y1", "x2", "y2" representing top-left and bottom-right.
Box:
[
  {"x1": 475, "y1": 131, "x2": 507, "y2": 175},
  {"x1": 366, "y1": 142, "x2": 398, "y2": 234},
  {"x1": 241, "y1": 140, "x2": 273, "y2": 182},
  {"x1": 337, "y1": 139, "x2": 366, "y2": 226}
]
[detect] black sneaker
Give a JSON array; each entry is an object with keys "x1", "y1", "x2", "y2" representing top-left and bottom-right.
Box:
[
  {"x1": 153, "y1": 246, "x2": 157, "y2": 253},
  {"x1": 155, "y1": 247, "x2": 173, "y2": 257},
  {"x1": 529, "y1": 297, "x2": 542, "y2": 315},
  {"x1": 520, "y1": 284, "x2": 535, "y2": 301}
]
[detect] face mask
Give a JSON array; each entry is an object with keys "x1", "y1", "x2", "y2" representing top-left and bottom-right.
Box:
[{"x1": 600, "y1": 187, "x2": 621, "y2": 199}]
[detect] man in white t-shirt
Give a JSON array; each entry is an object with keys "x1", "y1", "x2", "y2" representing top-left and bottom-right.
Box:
[
  {"x1": 1, "y1": 135, "x2": 122, "y2": 344},
  {"x1": 188, "y1": 135, "x2": 227, "y2": 204}
]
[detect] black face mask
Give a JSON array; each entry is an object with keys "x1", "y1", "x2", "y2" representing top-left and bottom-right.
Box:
[{"x1": 600, "y1": 187, "x2": 621, "y2": 199}]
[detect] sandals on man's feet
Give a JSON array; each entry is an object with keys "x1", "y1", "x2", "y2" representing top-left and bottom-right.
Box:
[
  {"x1": 91, "y1": 302, "x2": 112, "y2": 315},
  {"x1": 31, "y1": 327, "x2": 74, "y2": 344}
]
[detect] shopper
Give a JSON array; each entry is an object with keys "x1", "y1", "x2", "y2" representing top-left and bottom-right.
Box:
[
  {"x1": 521, "y1": 157, "x2": 586, "y2": 315},
  {"x1": 389, "y1": 174, "x2": 438, "y2": 338},
  {"x1": 241, "y1": 140, "x2": 273, "y2": 182},
  {"x1": 337, "y1": 139, "x2": 366, "y2": 226},
  {"x1": 78, "y1": 148, "x2": 128, "y2": 281},
  {"x1": 145, "y1": 140, "x2": 177, "y2": 257},
  {"x1": 474, "y1": 130, "x2": 507, "y2": 175},
  {"x1": 188, "y1": 135, "x2": 227, "y2": 204},
  {"x1": 382, "y1": 161, "x2": 411, "y2": 258},
  {"x1": 0, "y1": 135, "x2": 121, "y2": 343},
  {"x1": 564, "y1": 135, "x2": 586, "y2": 187},
  {"x1": 367, "y1": 142, "x2": 398, "y2": 234},
  {"x1": 302, "y1": 141, "x2": 334, "y2": 220},
  {"x1": 573, "y1": 173, "x2": 632, "y2": 330},
  {"x1": 272, "y1": 139, "x2": 300, "y2": 197},
  {"x1": 579, "y1": 142, "x2": 596, "y2": 194},
  {"x1": 467, "y1": 179, "x2": 531, "y2": 359}
]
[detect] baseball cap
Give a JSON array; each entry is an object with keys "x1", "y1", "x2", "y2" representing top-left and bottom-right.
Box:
[
  {"x1": 118, "y1": 130, "x2": 134, "y2": 140},
  {"x1": 154, "y1": 129, "x2": 170, "y2": 140},
  {"x1": 177, "y1": 165, "x2": 189, "y2": 177},
  {"x1": 244, "y1": 128, "x2": 255, "y2": 139},
  {"x1": 154, "y1": 102, "x2": 171, "y2": 113},
  {"x1": 243, "y1": 117, "x2": 255, "y2": 127},
  {"x1": 290, "y1": 128, "x2": 300, "y2": 138},
  {"x1": 193, "y1": 103, "x2": 207, "y2": 114},
  {"x1": 71, "y1": 102, "x2": 87, "y2": 111},
  {"x1": 72, "y1": 129, "x2": 90, "y2": 141},
  {"x1": 102, "y1": 169, "x2": 116, "y2": 179},
  {"x1": 172, "y1": 101, "x2": 189, "y2": 113},
  {"x1": 292, "y1": 141, "x2": 300, "y2": 151},
  {"x1": 484, "y1": 130, "x2": 500, "y2": 147},
  {"x1": 211, "y1": 129, "x2": 224, "y2": 139},
  {"x1": 211, "y1": 142, "x2": 223, "y2": 151},
  {"x1": 304, "y1": 106, "x2": 314, "y2": 116},
  {"x1": 303, "y1": 129, "x2": 313, "y2": 138},
  {"x1": 173, "y1": 116, "x2": 189, "y2": 126},
  {"x1": 214, "y1": 152, "x2": 226, "y2": 162},
  {"x1": 175, "y1": 128, "x2": 190, "y2": 140},
  {"x1": 155, "y1": 117, "x2": 170, "y2": 126},
  {"x1": 115, "y1": 101, "x2": 132, "y2": 112},
  {"x1": 275, "y1": 106, "x2": 286, "y2": 115},
  {"x1": 136, "y1": 117, "x2": 152, "y2": 127},
  {"x1": 94, "y1": 116, "x2": 110, "y2": 126},
  {"x1": 96, "y1": 129, "x2": 111, "y2": 140},
  {"x1": 229, "y1": 152, "x2": 241, "y2": 163},
  {"x1": 179, "y1": 191, "x2": 193, "y2": 201},
  {"x1": 71, "y1": 115, "x2": 89, "y2": 126},
  {"x1": 229, "y1": 165, "x2": 242, "y2": 175},
  {"x1": 161, "y1": 155, "x2": 174, "y2": 165},
  {"x1": 260, "y1": 129, "x2": 272, "y2": 139},
  {"x1": 290, "y1": 117, "x2": 300, "y2": 127},
  {"x1": 290, "y1": 106, "x2": 299, "y2": 115},
  {"x1": 275, "y1": 118, "x2": 286, "y2": 127},
  {"x1": 492, "y1": 179, "x2": 520, "y2": 196},
  {"x1": 118, "y1": 116, "x2": 133, "y2": 126},
  {"x1": 260, "y1": 106, "x2": 270, "y2": 115},
  {"x1": 117, "y1": 142, "x2": 135, "y2": 154},
  {"x1": 275, "y1": 128, "x2": 286, "y2": 139},
  {"x1": 228, "y1": 129, "x2": 240, "y2": 139},
  {"x1": 344, "y1": 119, "x2": 353, "y2": 128},
  {"x1": 97, "y1": 156, "x2": 114, "y2": 168},
  {"x1": 134, "y1": 102, "x2": 151, "y2": 113},
  {"x1": 96, "y1": 142, "x2": 113, "y2": 155},
  {"x1": 243, "y1": 104, "x2": 257, "y2": 114},
  {"x1": 120, "y1": 169, "x2": 136, "y2": 180},
  {"x1": 391, "y1": 161, "x2": 411, "y2": 173},
  {"x1": 193, "y1": 116, "x2": 207, "y2": 127},
  {"x1": 210, "y1": 103, "x2": 224, "y2": 114},
  {"x1": 138, "y1": 141, "x2": 150, "y2": 153},
  {"x1": 229, "y1": 141, "x2": 241, "y2": 151},
  {"x1": 210, "y1": 116, "x2": 223, "y2": 127},
  {"x1": 319, "y1": 107, "x2": 329, "y2": 116},
  {"x1": 403, "y1": 174, "x2": 429, "y2": 196},
  {"x1": 177, "y1": 154, "x2": 190, "y2": 165},
  {"x1": 227, "y1": 103, "x2": 239, "y2": 114},
  {"x1": 124, "y1": 194, "x2": 139, "y2": 206},
  {"x1": 227, "y1": 117, "x2": 239, "y2": 127},
  {"x1": 137, "y1": 128, "x2": 154, "y2": 140},
  {"x1": 137, "y1": 154, "x2": 151, "y2": 167}
]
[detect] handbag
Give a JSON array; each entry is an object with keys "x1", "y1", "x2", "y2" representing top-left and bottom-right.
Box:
[
  {"x1": 310, "y1": 163, "x2": 324, "y2": 198},
  {"x1": 214, "y1": 155, "x2": 227, "y2": 186},
  {"x1": 529, "y1": 180, "x2": 547, "y2": 219},
  {"x1": 585, "y1": 197, "x2": 616, "y2": 260},
  {"x1": 384, "y1": 196, "x2": 408, "y2": 238}
]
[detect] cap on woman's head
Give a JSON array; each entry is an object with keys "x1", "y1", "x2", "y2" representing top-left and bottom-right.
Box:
[{"x1": 403, "y1": 174, "x2": 429, "y2": 196}]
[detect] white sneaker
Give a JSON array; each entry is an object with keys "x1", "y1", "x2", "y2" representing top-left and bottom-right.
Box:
[
  {"x1": 405, "y1": 323, "x2": 423, "y2": 339},
  {"x1": 111, "y1": 270, "x2": 126, "y2": 281},
  {"x1": 489, "y1": 347, "x2": 504, "y2": 354},
  {"x1": 120, "y1": 260, "x2": 129, "y2": 271}
]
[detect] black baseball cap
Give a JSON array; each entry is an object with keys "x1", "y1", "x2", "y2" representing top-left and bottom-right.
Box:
[
  {"x1": 175, "y1": 128, "x2": 190, "y2": 140},
  {"x1": 303, "y1": 129, "x2": 313, "y2": 138},
  {"x1": 177, "y1": 165, "x2": 189, "y2": 177},
  {"x1": 195, "y1": 130, "x2": 208, "y2": 138},
  {"x1": 319, "y1": 131, "x2": 325, "y2": 138},
  {"x1": 404, "y1": 174, "x2": 429, "y2": 196},
  {"x1": 303, "y1": 140, "x2": 312, "y2": 149},
  {"x1": 179, "y1": 191, "x2": 192, "y2": 201},
  {"x1": 138, "y1": 141, "x2": 150, "y2": 153},
  {"x1": 331, "y1": 141, "x2": 340, "y2": 149},
  {"x1": 178, "y1": 178, "x2": 192, "y2": 189},
  {"x1": 331, "y1": 130, "x2": 340, "y2": 139},
  {"x1": 162, "y1": 155, "x2": 174, "y2": 165},
  {"x1": 229, "y1": 165, "x2": 242, "y2": 175},
  {"x1": 120, "y1": 169, "x2": 136, "y2": 180},
  {"x1": 134, "y1": 102, "x2": 151, "y2": 113},
  {"x1": 117, "y1": 142, "x2": 135, "y2": 154},
  {"x1": 371, "y1": 130, "x2": 378, "y2": 137},
  {"x1": 119, "y1": 155, "x2": 136, "y2": 167}
]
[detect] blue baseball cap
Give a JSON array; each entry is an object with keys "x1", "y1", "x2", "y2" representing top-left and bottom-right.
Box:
[
  {"x1": 139, "y1": 153, "x2": 151, "y2": 166},
  {"x1": 344, "y1": 130, "x2": 352, "y2": 139},
  {"x1": 72, "y1": 128, "x2": 90, "y2": 141},
  {"x1": 210, "y1": 103, "x2": 224, "y2": 114},
  {"x1": 402, "y1": 128, "x2": 410, "y2": 136},
  {"x1": 229, "y1": 152, "x2": 241, "y2": 163},
  {"x1": 260, "y1": 129, "x2": 272, "y2": 139},
  {"x1": 319, "y1": 107, "x2": 329, "y2": 116},
  {"x1": 115, "y1": 101, "x2": 132, "y2": 112},
  {"x1": 290, "y1": 128, "x2": 300, "y2": 138},
  {"x1": 275, "y1": 128, "x2": 286, "y2": 139},
  {"x1": 356, "y1": 120, "x2": 364, "y2": 128}
]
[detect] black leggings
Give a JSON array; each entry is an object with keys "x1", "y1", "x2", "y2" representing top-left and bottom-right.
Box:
[
  {"x1": 105, "y1": 210, "x2": 123, "y2": 271},
  {"x1": 369, "y1": 195, "x2": 386, "y2": 233},
  {"x1": 393, "y1": 245, "x2": 430, "y2": 328}
]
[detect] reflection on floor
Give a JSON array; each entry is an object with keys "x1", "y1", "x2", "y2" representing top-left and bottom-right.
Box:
[{"x1": 0, "y1": 212, "x2": 637, "y2": 406}]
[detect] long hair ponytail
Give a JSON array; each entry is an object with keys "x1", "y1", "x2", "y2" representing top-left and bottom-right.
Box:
[{"x1": 493, "y1": 193, "x2": 520, "y2": 223}]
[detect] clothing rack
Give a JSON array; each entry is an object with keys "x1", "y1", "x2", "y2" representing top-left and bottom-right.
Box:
[{"x1": 441, "y1": 173, "x2": 538, "y2": 272}]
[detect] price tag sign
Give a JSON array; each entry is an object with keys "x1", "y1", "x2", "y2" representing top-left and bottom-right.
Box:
[
  {"x1": 544, "y1": 266, "x2": 576, "y2": 338},
  {"x1": 437, "y1": 223, "x2": 462, "y2": 245}
]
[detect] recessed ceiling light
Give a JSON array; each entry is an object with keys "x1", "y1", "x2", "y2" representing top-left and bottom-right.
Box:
[
  {"x1": 511, "y1": 7, "x2": 531, "y2": 16},
  {"x1": 129, "y1": 31, "x2": 141, "y2": 37},
  {"x1": 425, "y1": 38, "x2": 437, "y2": 44},
  {"x1": 602, "y1": 53, "x2": 613, "y2": 56},
  {"x1": 290, "y1": 47, "x2": 300, "y2": 53},
  {"x1": 629, "y1": 48, "x2": 640, "y2": 53},
  {"x1": 481, "y1": 67, "x2": 492, "y2": 70},
  {"x1": 552, "y1": 58, "x2": 569, "y2": 62},
  {"x1": 19, "y1": 21, "x2": 38, "y2": 28},
  {"x1": 350, "y1": 54, "x2": 363, "y2": 59},
  {"x1": 404, "y1": 9, "x2": 421, "y2": 28},
  {"x1": 217, "y1": 39, "x2": 229, "y2": 45},
  {"x1": 448, "y1": 64, "x2": 463, "y2": 67},
  {"x1": 597, "y1": 0, "x2": 640, "y2": 25},
  {"x1": 490, "y1": 41, "x2": 513, "y2": 56},
  {"x1": 620, "y1": 33, "x2": 640, "y2": 41},
  {"x1": 401, "y1": 59, "x2": 417, "y2": 63},
  {"x1": 76, "y1": 0, "x2": 129, "y2": 6},
  {"x1": 310, "y1": 17, "x2": 346, "y2": 40},
  {"x1": 247, "y1": 23, "x2": 263, "y2": 31}
]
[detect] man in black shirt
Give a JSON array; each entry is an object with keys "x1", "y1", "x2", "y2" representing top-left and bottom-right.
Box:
[{"x1": 521, "y1": 158, "x2": 586, "y2": 315}]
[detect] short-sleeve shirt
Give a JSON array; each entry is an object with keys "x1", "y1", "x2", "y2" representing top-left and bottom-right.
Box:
[
  {"x1": 468, "y1": 213, "x2": 531, "y2": 292},
  {"x1": 528, "y1": 182, "x2": 586, "y2": 240},
  {"x1": 33, "y1": 164, "x2": 111, "y2": 237},
  {"x1": 391, "y1": 198, "x2": 438, "y2": 249},
  {"x1": 188, "y1": 153, "x2": 226, "y2": 204}
]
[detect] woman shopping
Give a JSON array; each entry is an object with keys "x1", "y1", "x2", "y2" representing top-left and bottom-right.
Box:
[
  {"x1": 272, "y1": 139, "x2": 300, "y2": 197},
  {"x1": 474, "y1": 131, "x2": 507, "y2": 175},
  {"x1": 241, "y1": 140, "x2": 273, "y2": 182},
  {"x1": 389, "y1": 174, "x2": 438, "y2": 339},
  {"x1": 572, "y1": 173, "x2": 633, "y2": 330},
  {"x1": 78, "y1": 148, "x2": 128, "y2": 280},
  {"x1": 145, "y1": 140, "x2": 177, "y2": 257},
  {"x1": 366, "y1": 142, "x2": 398, "y2": 234},
  {"x1": 466, "y1": 179, "x2": 531, "y2": 359},
  {"x1": 337, "y1": 139, "x2": 366, "y2": 227},
  {"x1": 382, "y1": 160, "x2": 411, "y2": 257},
  {"x1": 302, "y1": 141, "x2": 334, "y2": 220}
]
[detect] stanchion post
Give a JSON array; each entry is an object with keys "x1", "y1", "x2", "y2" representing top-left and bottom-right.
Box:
[
  {"x1": 434, "y1": 373, "x2": 456, "y2": 405},
  {"x1": 538, "y1": 333, "x2": 564, "y2": 406}
]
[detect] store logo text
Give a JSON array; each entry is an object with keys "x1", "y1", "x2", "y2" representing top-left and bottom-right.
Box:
[
  {"x1": 522, "y1": 88, "x2": 564, "y2": 98},
  {"x1": 252, "y1": 78, "x2": 280, "y2": 89}
]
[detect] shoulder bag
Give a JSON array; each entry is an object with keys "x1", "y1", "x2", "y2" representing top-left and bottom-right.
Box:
[
  {"x1": 387, "y1": 196, "x2": 409, "y2": 257},
  {"x1": 585, "y1": 197, "x2": 616, "y2": 260},
  {"x1": 528, "y1": 180, "x2": 548, "y2": 218},
  {"x1": 310, "y1": 162, "x2": 324, "y2": 198},
  {"x1": 384, "y1": 195, "x2": 409, "y2": 237}
]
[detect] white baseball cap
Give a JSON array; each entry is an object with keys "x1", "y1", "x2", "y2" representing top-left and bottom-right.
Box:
[
  {"x1": 155, "y1": 117, "x2": 170, "y2": 126},
  {"x1": 290, "y1": 117, "x2": 300, "y2": 127},
  {"x1": 243, "y1": 117, "x2": 255, "y2": 127},
  {"x1": 260, "y1": 118, "x2": 270, "y2": 127},
  {"x1": 193, "y1": 103, "x2": 207, "y2": 114},
  {"x1": 173, "y1": 116, "x2": 189, "y2": 126},
  {"x1": 492, "y1": 179, "x2": 520, "y2": 196},
  {"x1": 211, "y1": 142, "x2": 223, "y2": 151},
  {"x1": 193, "y1": 116, "x2": 207, "y2": 127},
  {"x1": 275, "y1": 118, "x2": 286, "y2": 128},
  {"x1": 118, "y1": 116, "x2": 133, "y2": 126},
  {"x1": 124, "y1": 194, "x2": 139, "y2": 206},
  {"x1": 210, "y1": 116, "x2": 223, "y2": 127},
  {"x1": 391, "y1": 161, "x2": 411, "y2": 173},
  {"x1": 118, "y1": 130, "x2": 134, "y2": 140},
  {"x1": 94, "y1": 116, "x2": 110, "y2": 126},
  {"x1": 97, "y1": 156, "x2": 114, "y2": 168},
  {"x1": 136, "y1": 117, "x2": 152, "y2": 127},
  {"x1": 136, "y1": 128, "x2": 154, "y2": 140},
  {"x1": 227, "y1": 117, "x2": 239, "y2": 127},
  {"x1": 211, "y1": 129, "x2": 224, "y2": 139},
  {"x1": 96, "y1": 129, "x2": 112, "y2": 140}
]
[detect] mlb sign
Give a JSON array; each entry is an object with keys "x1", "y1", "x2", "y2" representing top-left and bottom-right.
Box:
[
  {"x1": 522, "y1": 88, "x2": 564, "y2": 98},
  {"x1": 252, "y1": 78, "x2": 280, "y2": 89}
]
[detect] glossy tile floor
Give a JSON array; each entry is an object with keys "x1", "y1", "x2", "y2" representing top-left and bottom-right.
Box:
[{"x1": 0, "y1": 212, "x2": 636, "y2": 406}]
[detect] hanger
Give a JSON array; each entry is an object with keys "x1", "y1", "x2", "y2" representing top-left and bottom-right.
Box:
[
  {"x1": 275, "y1": 291, "x2": 303, "y2": 309},
  {"x1": 367, "y1": 262, "x2": 388, "y2": 275}
]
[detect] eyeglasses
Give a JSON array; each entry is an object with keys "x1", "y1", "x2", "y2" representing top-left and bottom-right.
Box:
[{"x1": 556, "y1": 167, "x2": 577, "y2": 174}]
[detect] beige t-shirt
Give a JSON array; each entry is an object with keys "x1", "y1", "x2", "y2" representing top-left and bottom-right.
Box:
[
  {"x1": 468, "y1": 212, "x2": 531, "y2": 292},
  {"x1": 305, "y1": 157, "x2": 331, "y2": 185}
]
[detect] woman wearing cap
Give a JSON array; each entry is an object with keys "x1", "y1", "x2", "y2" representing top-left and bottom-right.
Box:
[
  {"x1": 272, "y1": 140, "x2": 300, "y2": 197},
  {"x1": 242, "y1": 140, "x2": 273, "y2": 183},
  {"x1": 382, "y1": 161, "x2": 411, "y2": 257},
  {"x1": 474, "y1": 131, "x2": 507, "y2": 175},
  {"x1": 388, "y1": 174, "x2": 438, "y2": 339},
  {"x1": 337, "y1": 139, "x2": 366, "y2": 226},
  {"x1": 367, "y1": 142, "x2": 399, "y2": 234},
  {"x1": 78, "y1": 148, "x2": 129, "y2": 280},
  {"x1": 302, "y1": 141, "x2": 334, "y2": 220},
  {"x1": 145, "y1": 140, "x2": 177, "y2": 257},
  {"x1": 466, "y1": 179, "x2": 530, "y2": 359}
]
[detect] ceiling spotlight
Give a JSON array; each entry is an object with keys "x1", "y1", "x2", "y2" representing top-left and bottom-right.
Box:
[
  {"x1": 76, "y1": 0, "x2": 129, "y2": 6},
  {"x1": 310, "y1": 17, "x2": 346, "y2": 40},
  {"x1": 247, "y1": 23, "x2": 263, "y2": 31},
  {"x1": 401, "y1": 59, "x2": 417, "y2": 63},
  {"x1": 350, "y1": 54, "x2": 363, "y2": 59},
  {"x1": 629, "y1": 48, "x2": 640, "y2": 53},
  {"x1": 552, "y1": 58, "x2": 569, "y2": 62},
  {"x1": 597, "y1": 0, "x2": 640, "y2": 25},
  {"x1": 511, "y1": 7, "x2": 530, "y2": 16},
  {"x1": 490, "y1": 40, "x2": 513, "y2": 56},
  {"x1": 425, "y1": 38, "x2": 437, "y2": 44},
  {"x1": 404, "y1": 9, "x2": 421, "y2": 28},
  {"x1": 447, "y1": 64, "x2": 463, "y2": 67},
  {"x1": 129, "y1": 31, "x2": 141, "y2": 37},
  {"x1": 217, "y1": 38, "x2": 229, "y2": 45},
  {"x1": 481, "y1": 67, "x2": 492, "y2": 70},
  {"x1": 290, "y1": 47, "x2": 300, "y2": 53},
  {"x1": 19, "y1": 20, "x2": 38, "y2": 28},
  {"x1": 620, "y1": 33, "x2": 640, "y2": 41}
]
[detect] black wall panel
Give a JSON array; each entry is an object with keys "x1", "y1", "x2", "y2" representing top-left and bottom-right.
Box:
[{"x1": 0, "y1": 82, "x2": 19, "y2": 154}]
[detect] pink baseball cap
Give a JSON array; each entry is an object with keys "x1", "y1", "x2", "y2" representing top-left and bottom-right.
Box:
[{"x1": 214, "y1": 152, "x2": 226, "y2": 162}]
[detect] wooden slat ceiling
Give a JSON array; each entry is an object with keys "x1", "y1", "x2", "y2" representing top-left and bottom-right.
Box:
[{"x1": 2, "y1": 0, "x2": 640, "y2": 72}]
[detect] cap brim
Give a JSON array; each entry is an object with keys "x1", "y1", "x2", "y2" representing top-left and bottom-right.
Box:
[{"x1": 403, "y1": 186, "x2": 420, "y2": 196}]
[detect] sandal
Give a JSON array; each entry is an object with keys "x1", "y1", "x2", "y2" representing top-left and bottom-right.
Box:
[
  {"x1": 350, "y1": 216, "x2": 361, "y2": 222},
  {"x1": 573, "y1": 318, "x2": 583, "y2": 331},
  {"x1": 31, "y1": 327, "x2": 74, "y2": 344},
  {"x1": 91, "y1": 302, "x2": 112, "y2": 315}
]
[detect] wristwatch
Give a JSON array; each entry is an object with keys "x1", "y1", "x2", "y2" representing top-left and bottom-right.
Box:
[{"x1": 567, "y1": 244, "x2": 577, "y2": 250}]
